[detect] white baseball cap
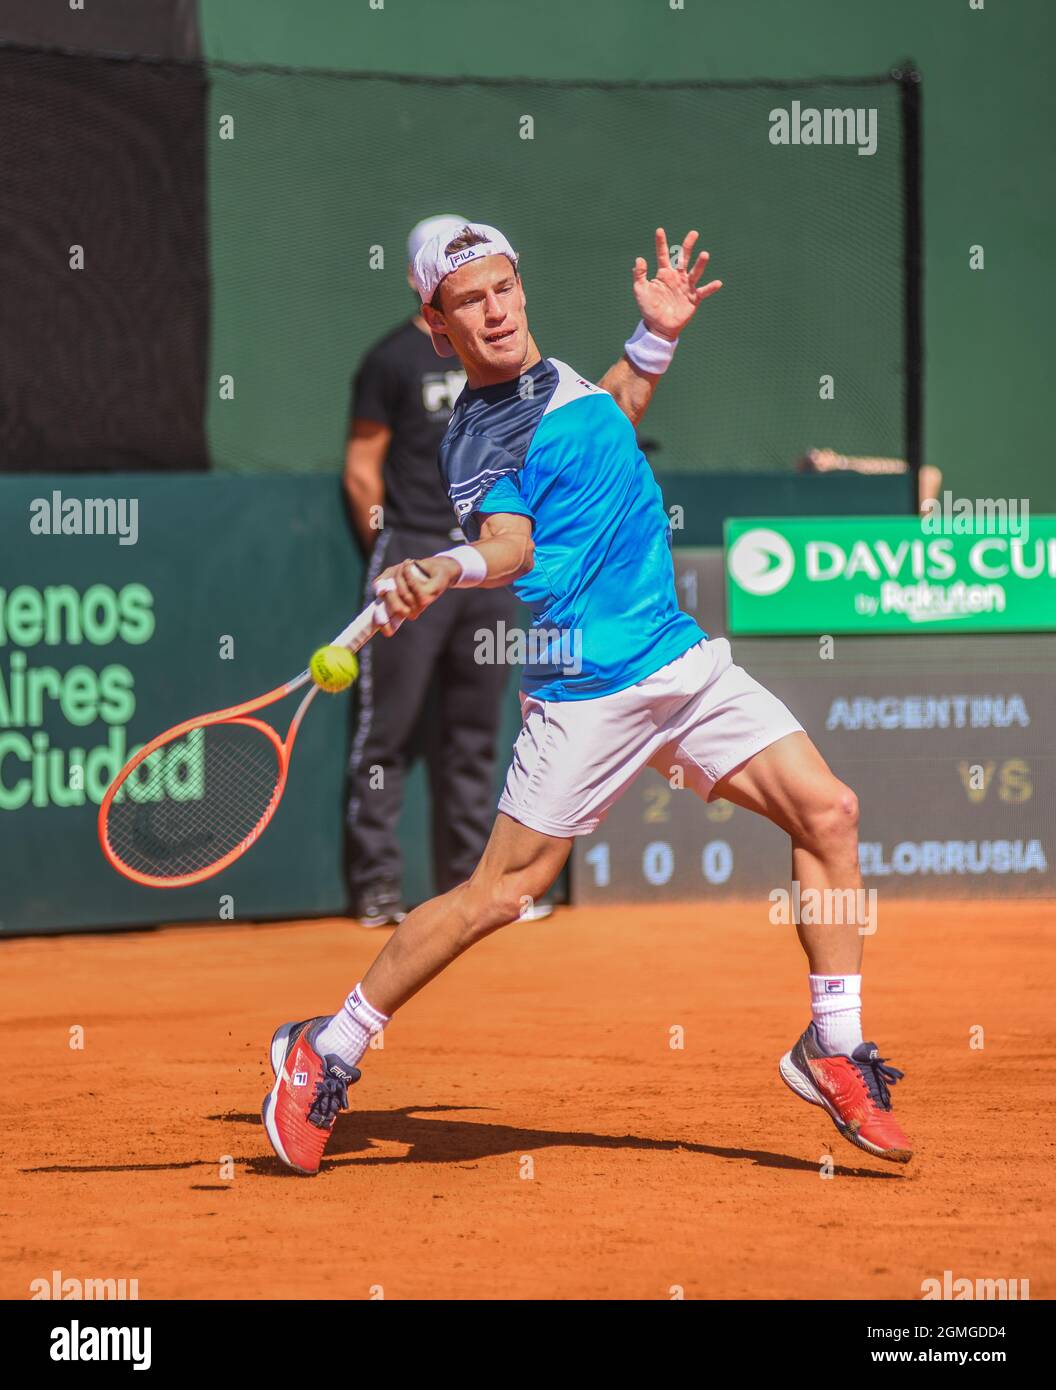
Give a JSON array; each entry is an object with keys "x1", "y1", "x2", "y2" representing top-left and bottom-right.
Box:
[
  {"x1": 411, "y1": 220, "x2": 520, "y2": 358},
  {"x1": 406, "y1": 214, "x2": 469, "y2": 270}
]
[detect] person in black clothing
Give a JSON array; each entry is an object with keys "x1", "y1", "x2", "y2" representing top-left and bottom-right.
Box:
[{"x1": 343, "y1": 215, "x2": 519, "y2": 927}]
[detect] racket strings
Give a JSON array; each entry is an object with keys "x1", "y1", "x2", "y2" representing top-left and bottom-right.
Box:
[{"x1": 104, "y1": 722, "x2": 282, "y2": 879}]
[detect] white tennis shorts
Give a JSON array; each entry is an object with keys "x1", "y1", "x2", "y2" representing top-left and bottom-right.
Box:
[{"x1": 498, "y1": 638, "x2": 803, "y2": 837}]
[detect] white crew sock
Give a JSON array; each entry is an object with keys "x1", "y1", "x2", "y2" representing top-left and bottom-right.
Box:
[
  {"x1": 809, "y1": 974, "x2": 863, "y2": 1056},
  {"x1": 314, "y1": 983, "x2": 390, "y2": 1065}
]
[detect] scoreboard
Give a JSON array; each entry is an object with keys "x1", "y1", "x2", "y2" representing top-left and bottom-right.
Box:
[{"x1": 572, "y1": 550, "x2": 1056, "y2": 903}]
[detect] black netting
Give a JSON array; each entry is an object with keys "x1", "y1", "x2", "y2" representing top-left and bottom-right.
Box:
[{"x1": 0, "y1": 42, "x2": 209, "y2": 471}]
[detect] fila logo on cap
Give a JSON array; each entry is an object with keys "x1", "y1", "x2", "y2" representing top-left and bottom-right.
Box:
[{"x1": 412, "y1": 221, "x2": 519, "y2": 303}]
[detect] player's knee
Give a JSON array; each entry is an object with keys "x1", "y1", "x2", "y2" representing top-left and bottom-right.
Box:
[
  {"x1": 456, "y1": 878, "x2": 525, "y2": 944},
  {"x1": 800, "y1": 780, "x2": 859, "y2": 854}
]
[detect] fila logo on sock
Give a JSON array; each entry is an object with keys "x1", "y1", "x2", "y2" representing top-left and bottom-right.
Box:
[
  {"x1": 292, "y1": 1070, "x2": 308, "y2": 1087},
  {"x1": 824, "y1": 979, "x2": 845, "y2": 993}
]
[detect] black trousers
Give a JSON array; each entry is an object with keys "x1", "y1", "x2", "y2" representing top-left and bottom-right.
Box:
[{"x1": 345, "y1": 527, "x2": 519, "y2": 899}]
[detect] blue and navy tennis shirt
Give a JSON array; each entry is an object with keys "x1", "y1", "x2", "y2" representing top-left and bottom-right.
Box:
[{"x1": 438, "y1": 357, "x2": 706, "y2": 701}]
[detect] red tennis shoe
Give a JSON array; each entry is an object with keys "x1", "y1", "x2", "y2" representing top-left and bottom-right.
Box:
[
  {"x1": 262, "y1": 1017, "x2": 360, "y2": 1175},
  {"x1": 779, "y1": 1023, "x2": 913, "y2": 1164}
]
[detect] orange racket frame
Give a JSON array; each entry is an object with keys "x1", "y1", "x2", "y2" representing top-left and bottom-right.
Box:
[{"x1": 98, "y1": 595, "x2": 399, "y2": 888}]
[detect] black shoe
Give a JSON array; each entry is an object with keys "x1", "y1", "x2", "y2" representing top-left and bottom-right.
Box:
[{"x1": 355, "y1": 882, "x2": 407, "y2": 929}]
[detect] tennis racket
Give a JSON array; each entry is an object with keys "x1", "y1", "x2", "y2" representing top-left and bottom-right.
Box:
[{"x1": 98, "y1": 589, "x2": 405, "y2": 889}]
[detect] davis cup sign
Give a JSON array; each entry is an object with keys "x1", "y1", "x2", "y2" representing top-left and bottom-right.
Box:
[{"x1": 725, "y1": 517, "x2": 1056, "y2": 634}]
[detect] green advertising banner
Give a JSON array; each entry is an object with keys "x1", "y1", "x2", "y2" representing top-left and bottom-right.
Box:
[
  {"x1": 0, "y1": 475, "x2": 366, "y2": 933},
  {"x1": 725, "y1": 515, "x2": 1056, "y2": 635}
]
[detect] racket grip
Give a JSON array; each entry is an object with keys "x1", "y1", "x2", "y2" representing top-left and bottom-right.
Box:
[
  {"x1": 330, "y1": 599, "x2": 402, "y2": 653},
  {"x1": 329, "y1": 563, "x2": 428, "y2": 652}
]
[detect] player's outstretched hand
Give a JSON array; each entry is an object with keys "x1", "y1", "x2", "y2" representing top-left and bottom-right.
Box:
[
  {"x1": 632, "y1": 228, "x2": 722, "y2": 341},
  {"x1": 374, "y1": 557, "x2": 459, "y2": 634}
]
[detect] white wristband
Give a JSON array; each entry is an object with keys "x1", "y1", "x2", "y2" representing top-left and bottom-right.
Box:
[
  {"x1": 438, "y1": 544, "x2": 488, "y2": 588},
  {"x1": 624, "y1": 320, "x2": 679, "y2": 375}
]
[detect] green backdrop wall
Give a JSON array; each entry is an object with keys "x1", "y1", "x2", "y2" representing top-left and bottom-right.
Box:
[
  {"x1": 204, "y1": 67, "x2": 910, "y2": 478},
  {"x1": 200, "y1": 0, "x2": 1056, "y2": 510}
]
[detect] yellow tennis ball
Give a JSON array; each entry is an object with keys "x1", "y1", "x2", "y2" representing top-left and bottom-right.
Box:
[{"x1": 309, "y1": 645, "x2": 359, "y2": 693}]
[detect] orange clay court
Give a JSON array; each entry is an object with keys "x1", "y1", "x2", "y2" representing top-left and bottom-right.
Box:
[{"x1": 2, "y1": 900, "x2": 1053, "y2": 1302}]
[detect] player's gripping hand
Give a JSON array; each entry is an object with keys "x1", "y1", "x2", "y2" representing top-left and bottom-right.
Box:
[{"x1": 373, "y1": 556, "x2": 460, "y2": 635}]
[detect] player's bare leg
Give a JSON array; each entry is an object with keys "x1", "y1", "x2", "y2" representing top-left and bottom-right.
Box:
[
  {"x1": 711, "y1": 730, "x2": 863, "y2": 974},
  {"x1": 713, "y1": 729, "x2": 912, "y2": 1162},
  {"x1": 261, "y1": 813, "x2": 569, "y2": 1173},
  {"x1": 360, "y1": 813, "x2": 571, "y2": 1014}
]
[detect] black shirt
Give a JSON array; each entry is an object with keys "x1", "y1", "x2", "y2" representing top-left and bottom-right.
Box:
[{"x1": 349, "y1": 319, "x2": 467, "y2": 534}]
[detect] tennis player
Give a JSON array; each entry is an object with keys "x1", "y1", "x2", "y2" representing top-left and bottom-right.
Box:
[{"x1": 263, "y1": 222, "x2": 912, "y2": 1174}]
